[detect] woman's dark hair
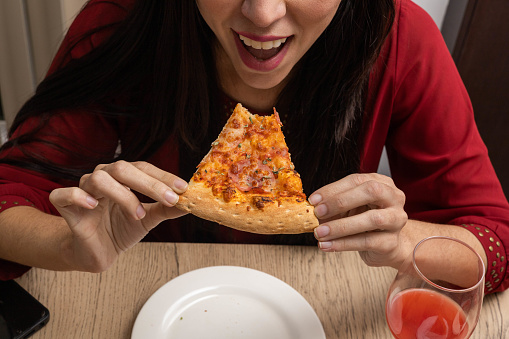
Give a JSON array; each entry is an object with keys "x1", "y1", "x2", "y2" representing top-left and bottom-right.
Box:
[{"x1": 0, "y1": 0, "x2": 395, "y2": 193}]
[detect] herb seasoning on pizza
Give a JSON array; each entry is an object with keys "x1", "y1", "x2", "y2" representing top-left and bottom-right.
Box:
[{"x1": 176, "y1": 103, "x2": 319, "y2": 234}]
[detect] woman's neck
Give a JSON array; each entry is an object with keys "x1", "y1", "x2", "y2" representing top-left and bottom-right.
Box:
[{"x1": 222, "y1": 84, "x2": 278, "y2": 113}]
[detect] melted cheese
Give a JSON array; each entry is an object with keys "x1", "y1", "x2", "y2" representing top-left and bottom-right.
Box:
[{"x1": 194, "y1": 104, "x2": 306, "y2": 207}]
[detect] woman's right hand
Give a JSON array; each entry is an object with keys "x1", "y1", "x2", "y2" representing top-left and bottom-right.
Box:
[{"x1": 49, "y1": 161, "x2": 188, "y2": 272}]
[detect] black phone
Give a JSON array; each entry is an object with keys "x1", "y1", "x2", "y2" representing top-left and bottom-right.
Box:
[{"x1": 0, "y1": 280, "x2": 50, "y2": 339}]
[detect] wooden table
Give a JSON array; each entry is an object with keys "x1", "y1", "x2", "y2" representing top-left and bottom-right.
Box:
[{"x1": 16, "y1": 243, "x2": 509, "y2": 338}]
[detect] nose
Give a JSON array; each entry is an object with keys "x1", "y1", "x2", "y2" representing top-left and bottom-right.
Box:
[{"x1": 241, "y1": 0, "x2": 286, "y2": 28}]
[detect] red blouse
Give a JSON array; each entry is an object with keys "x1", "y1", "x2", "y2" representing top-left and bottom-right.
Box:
[{"x1": 1, "y1": 0, "x2": 508, "y2": 294}]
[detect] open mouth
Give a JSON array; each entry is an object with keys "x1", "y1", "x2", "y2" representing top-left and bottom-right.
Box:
[
  {"x1": 238, "y1": 34, "x2": 289, "y2": 61},
  {"x1": 232, "y1": 31, "x2": 292, "y2": 71}
]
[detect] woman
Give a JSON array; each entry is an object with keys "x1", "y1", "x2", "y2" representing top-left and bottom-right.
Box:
[{"x1": 0, "y1": 0, "x2": 507, "y2": 294}]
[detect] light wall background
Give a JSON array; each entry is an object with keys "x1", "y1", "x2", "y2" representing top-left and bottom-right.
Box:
[
  {"x1": 0, "y1": 0, "x2": 86, "y2": 128},
  {"x1": 60, "y1": 0, "x2": 87, "y2": 29},
  {"x1": 413, "y1": 0, "x2": 450, "y2": 28}
]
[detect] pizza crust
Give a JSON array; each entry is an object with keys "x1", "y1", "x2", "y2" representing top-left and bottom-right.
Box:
[
  {"x1": 175, "y1": 103, "x2": 319, "y2": 235},
  {"x1": 176, "y1": 182, "x2": 319, "y2": 234}
]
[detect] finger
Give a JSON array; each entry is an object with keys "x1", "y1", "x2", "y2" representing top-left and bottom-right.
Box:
[
  {"x1": 49, "y1": 187, "x2": 99, "y2": 228},
  {"x1": 314, "y1": 207, "x2": 407, "y2": 242},
  {"x1": 79, "y1": 173, "x2": 91, "y2": 188},
  {"x1": 98, "y1": 161, "x2": 184, "y2": 207},
  {"x1": 141, "y1": 202, "x2": 189, "y2": 227},
  {"x1": 131, "y1": 162, "x2": 188, "y2": 193},
  {"x1": 308, "y1": 173, "x2": 396, "y2": 210},
  {"x1": 311, "y1": 179, "x2": 405, "y2": 220},
  {"x1": 316, "y1": 228, "x2": 399, "y2": 255},
  {"x1": 80, "y1": 169, "x2": 146, "y2": 220},
  {"x1": 50, "y1": 187, "x2": 98, "y2": 210},
  {"x1": 309, "y1": 173, "x2": 395, "y2": 202}
]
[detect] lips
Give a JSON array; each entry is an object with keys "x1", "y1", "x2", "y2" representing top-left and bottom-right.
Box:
[{"x1": 233, "y1": 31, "x2": 291, "y2": 72}]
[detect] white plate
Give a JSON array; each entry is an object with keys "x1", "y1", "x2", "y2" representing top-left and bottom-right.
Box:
[{"x1": 131, "y1": 266, "x2": 325, "y2": 339}]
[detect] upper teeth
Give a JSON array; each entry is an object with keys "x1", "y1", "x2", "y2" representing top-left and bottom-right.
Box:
[{"x1": 239, "y1": 34, "x2": 287, "y2": 50}]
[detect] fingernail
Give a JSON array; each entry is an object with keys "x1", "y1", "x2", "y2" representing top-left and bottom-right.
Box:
[
  {"x1": 86, "y1": 196, "x2": 98, "y2": 208},
  {"x1": 308, "y1": 194, "x2": 322, "y2": 205},
  {"x1": 174, "y1": 179, "x2": 188, "y2": 191},
  {"x1": 164, "y1": 190, "x2": 179, "y2": 205},
  {"x1": 319, "y1": 241, "x2": 332, "y2": 250},
  {"x1": 314, "y1": 225, "x2": 330, "y2": 239},
  {"x1": 136, "y1": 205, "x2": 146, "y2": 219},
  {"x1": 314, "y1": 204, "x2": 328, "y2": 218}
]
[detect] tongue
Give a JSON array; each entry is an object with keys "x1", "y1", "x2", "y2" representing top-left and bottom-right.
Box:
[{"x1": 246, "y1": 46, "x2": 282, "y2": 60}]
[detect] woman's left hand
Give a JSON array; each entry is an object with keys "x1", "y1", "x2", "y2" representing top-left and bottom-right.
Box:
[{"x1": 309, "y1": 173, "x2": 408, "y2": 268}]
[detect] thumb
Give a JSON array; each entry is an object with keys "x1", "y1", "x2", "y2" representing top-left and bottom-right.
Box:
[{"x1": 141, "y1": 202, "x2": 188, "y2": 228}]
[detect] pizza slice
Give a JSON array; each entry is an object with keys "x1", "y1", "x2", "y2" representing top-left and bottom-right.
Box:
[{"x1": 175, "y1": 103, "x2": 319, "y2": 234}]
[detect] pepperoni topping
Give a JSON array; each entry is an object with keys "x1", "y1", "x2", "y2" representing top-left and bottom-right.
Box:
[
  {"x1": 193, "y1": 105, "x2": 305, "y2": 204},
  {"x1": 228, "y1": 159, "x2": 276, "y2": 193}
]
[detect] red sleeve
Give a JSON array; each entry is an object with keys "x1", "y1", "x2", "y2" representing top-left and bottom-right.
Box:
[
  {"x1": 361, "y1": 0, "x2": 509, "y2": 293},
  {"x1": 0, "y1": 110, "x2": 119, "y2": 280},
  {"x1": 0, "y1": 167, "x2": 63, "y2": 279},
  {"x1": 368, "y1": 0, "x2": 509, "y2": 293},
  {"x1": 0, "y1": 0, "x2": 131, "y2": 280}
]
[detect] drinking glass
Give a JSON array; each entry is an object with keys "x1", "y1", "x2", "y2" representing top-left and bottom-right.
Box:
[{"x1": 385, "y1": 236, "x2": 485, "y2": 339}]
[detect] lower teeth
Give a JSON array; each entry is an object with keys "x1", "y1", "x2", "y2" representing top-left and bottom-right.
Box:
[{"x1": 243, "y1": 44, "x2": 284, "y2": 60}]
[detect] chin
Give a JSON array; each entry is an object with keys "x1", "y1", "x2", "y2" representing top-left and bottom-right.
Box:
[{"x1": 240, "y1": 71, "x2": 289, "y2": 91}]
